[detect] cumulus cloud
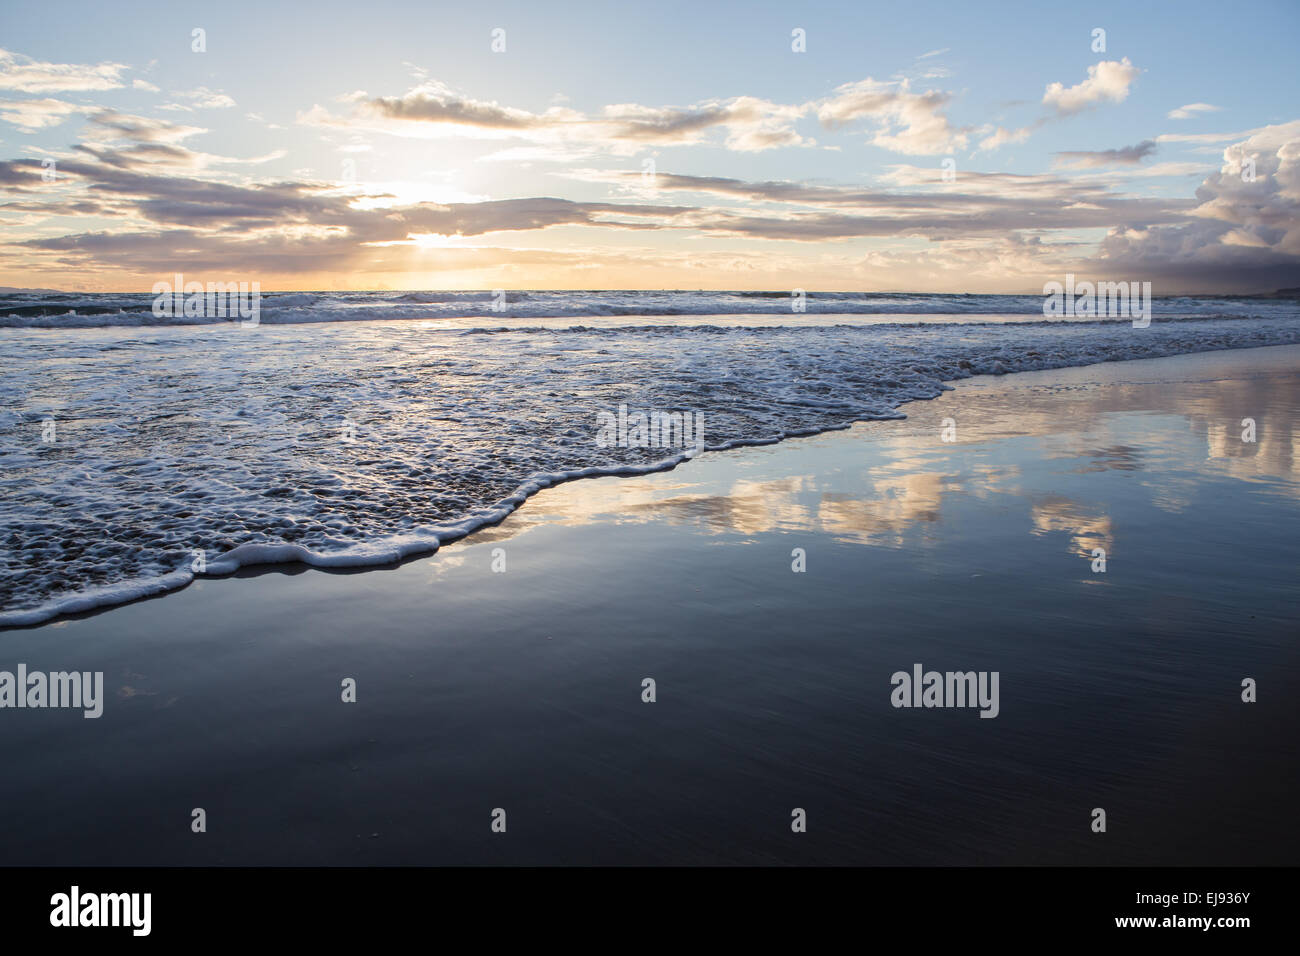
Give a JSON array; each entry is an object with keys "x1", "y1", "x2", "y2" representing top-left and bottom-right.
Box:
[
  {"x1": 1095, "y1": 121, "x2": 1300, "y2": 290},
  {"x1": 1191, "y1": 122, "x2": 1300, "y2": 248},
  {"x1": 975, "y1": 61, "x2": 1144, "y2": 150},
  {"x1": 1043, "y1": 58, "x2": 1139, "y2": 115},
  {"x1": 816, "y1": 78, "x2": 967, "y2": 155}
]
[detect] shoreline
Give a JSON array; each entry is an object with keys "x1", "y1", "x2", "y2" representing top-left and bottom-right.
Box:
[
  {"x1": 6, "y1": 340, "x2": 1299, "y2": 630},
  {"x1": 0, "y1": 344, "x2": 1296, "y2": 864}
]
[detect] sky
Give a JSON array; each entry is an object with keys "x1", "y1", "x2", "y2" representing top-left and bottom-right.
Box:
[{"x1": 1, "y1": 0, "x2": 1298, "y2": 293}]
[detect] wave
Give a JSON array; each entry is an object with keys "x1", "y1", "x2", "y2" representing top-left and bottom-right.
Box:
[
  {"x1": 1, "y1": 289, "x2": 1290, "y2": 328},
  {"x1": 1, "y1": 304, "x2": 1297, "y2": 627}
]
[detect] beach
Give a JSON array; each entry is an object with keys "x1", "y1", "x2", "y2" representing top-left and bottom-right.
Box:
[
  {"x1": 1, "y1": 344, "x2": 1296, "y2": 866},
  {"x1": 4, "y1": 297, "x2": 1298, "y2": 629}
]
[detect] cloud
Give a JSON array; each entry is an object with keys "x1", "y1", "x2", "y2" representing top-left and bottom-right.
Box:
[
  {"x1": 1054, "y1": 140, "x2": 1157, "y2": 168},
  {"x1": 1, "y1": 153, "x2": 696, "y2": 275},
  {"x1": 0, "y1": 48, "x2": 127, "y2": 93},
  {"x1": 816, "y1": 78, "x2": 968, "y2": 155},
  {"x1": 0, "y1": 98, "x2": 86, "y2": 132},
  {"x1": 980, "y1": 62, "x2": 1142, "y2": 149},
  {"x1": 366, "y1": 82, "x2": 543, "y2": 128},
  {"x1": 1094, "y1": 121, "x2": 1300, "y2": 291},
  {"x1": 601, "y1": 97, "x2": 807, "y2": 150},
  {"x1": 0, "y1": 146, "x2": 1198, "y2": 286},
  {"x1": 563, "y1": 167, "x2": 1191, "y2": 241},
  {"x1": 69, "y1": 111, "x2": 283, "y2": 172},
  {"x1": 308, "y1": 68, "x2": 1149, "y2": 159},
  {"x1": 177, "y1": 87, "x2": 236, "y2": 109},
  {"x1": 1, "y1": 59, "x2": 1294, "y2": 294},
  {"x1": 1168, "y1": 102, "x2": 1222, "y2": 120},
  {"x1": 132, "y1": 79, "x2": 160, "y2": 93},
  {"x1": 977, "y1": 123, "x2": 1037, "y2": 152},
  {"x1": 305, "y1": 79, "x2": 862, "y2": 154},
  {"x1": 156, "y1": 87, "x2": 238, "y2": 112},
  {"x1": 1156, "y1": 128, "x2": 1258, "y2": 145},
  {"x1": 84, "y1": 110, "x2": 206, "y2": 145},
  {"x1": 1043, "y1": 58, "x2": 1139, "y2": 115}
]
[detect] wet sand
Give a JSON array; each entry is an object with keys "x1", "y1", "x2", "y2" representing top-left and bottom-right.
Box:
[{"x1": 2, "y1": 345, "x2": 1297, "y2": 865}]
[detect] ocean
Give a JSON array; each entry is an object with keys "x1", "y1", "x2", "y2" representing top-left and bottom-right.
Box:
[{"x1": 2, "y1": 290, "x2": 1297, "y2": 626}]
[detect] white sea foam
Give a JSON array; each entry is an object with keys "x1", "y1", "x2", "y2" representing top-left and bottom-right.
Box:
[{"x1": 1, "y1": 304, "x2": 1297, "y2": 626}]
